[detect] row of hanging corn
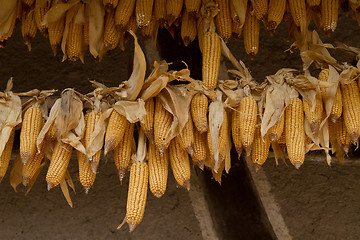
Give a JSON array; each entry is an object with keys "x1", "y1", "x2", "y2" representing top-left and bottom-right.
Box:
[
  {"x1": 0, "y1": 27, "x2": 360, "y2": 231},
  {"x1": 0, "y1": 0, "x2": 360, "y2": 60}
]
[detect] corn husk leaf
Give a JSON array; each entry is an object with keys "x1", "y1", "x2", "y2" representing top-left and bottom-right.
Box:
[
  {"x1": 0, "y1": 78, "x2": 22, "y2": 158},
  {"x1": 231, "y1": 0, "x2": 247, "y2": 28},
  {"x1": 60, "y1": 171, "x2": 74, "y2": 208},
  {"x1": 88, "y1": 0, "x2": 104, "y2": 58},
  {"x1": 42, "y1": 0, "x2": 80, "y2": 25},
  {"x1": 133, "y1": 129, "x2": 147, "y2": 163},
  {"x1": 25, "y1": 161, "x2": 46, "y2": 196},
  {"x1": 0, "y1": 0, "x2": 18, "y2": 24},
  {"x1": 0, "y1": 1, "x2": 18, "y2": 39},
  {"x1": 9, "y1": 154, "x2": 22, "y2": 192}
]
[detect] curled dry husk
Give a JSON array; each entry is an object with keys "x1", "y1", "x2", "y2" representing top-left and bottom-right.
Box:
[
  {"x1": 0, "y1": 0, "x2": 19, "y2": 41},
  {"x1": 0, "y1": 78, "x2": 22, "y2": 159}
]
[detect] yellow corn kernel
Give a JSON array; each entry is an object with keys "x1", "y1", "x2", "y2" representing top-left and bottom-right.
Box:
[
  {"x1": 215, "y1": 0, "x2": 232, "y2": 42},
  {"x1": 179, "y1": 115, "x2": 195, "y2": 156},
  {"x1": 114, "y1": 123, "x2": 135, "y2": 183},
  {"x1": 192, "y1": 128, "x2": 207, "y2": 170},
  {"x1": 104, "y1": 10, "x2": 121, "y2": 50},
  {"x1": 334, "y1": 115, "x2": 351, "y2": 154},
  {"x1": 154, "y1": 99, "x2": 173, "y2": 153},
  {"x1": 141, "y1": 16, "x2": 157, "y2": 40},
  {"x1": 35, "y1": 0, "x2": 49, "y2": 37},
  {"x1": 20, "y1": 106, "x2": 43, "y2": 164},
  {"x1": 140, "y1": 98, "x2": 155, "y2": 143},
  {"x1": 303, "y1": 93, "x2": 323, "y2": 135},
  {"x1": 115, "y1": 0, "x2": 136, "y2": 32},
  {"x1": 288, "y1": 0, "x2": 306, "y2": 27},
  {"x1": 0, "y1": 129, "x2": 15, "y2": 183},
  {"x1": 46, "y1": 142, "x2": 73, "y2": 190},
  {"x1": 185, "y1": 0, "x2": 201, "y2": 17},
  {"x1": 306, "y1": 0, "x2": 321, "y2": 7},
  {"x1": 22, "y1": 142, "x2": 45, "y2": 186},
  {"x1": 243, "y1": 4, "x2": 260, "y2": 59},
  {"x1": 191, "y1": 93, "x2": 208, "y2": 133},
  {"x1": 250, "y1": 0, "x2": 268, "y2": 20},
  {"x1": 166, "y1": 0, "x2": 183, "y2": 25},
  {"x1": 231, "y1": 105, "x2": 243, "y2": 158},
  {"x1": 169, "y1": 136, "x2": 191, "y2": 190},
  {"x1": 181, "y1": 9, "x2": 197, "y2": 47},
  {"x1": 123, "y1": 161, "x2": 149, "y2": 232},
  {"x1": 341, "y1": 81, "x2": 360, "y2": 144},
  {"x1": 21, "y1": 9, "x2": 37, "y2": 51},
  {"x1": 103, "y1": 0, "x2": 120, "y2": 11},
  {"x1": 48, "y1": 0, "x2": 66, "y2": 56},
  {"x1": 135, "y1": 0, "x2": 154, "y2": 28},
  {"x1": 277, "y1": 130, "x2": 286, "y2": 145},
  {"x1": 252, "y1": 126, "x2": 270, "y2": 170},
  {"x1": 202, "y1": 31, "x2": 221, "y2": 90},
  {"x1": 104, "y1": 110, "x2": 129, "y2": 155},
  {"x1": 154, "y1": 0, "x2": 167, "y2": 26},
  {"x1": 268, "y1": 113, "x2": 285, "y2": 142},
  {"x1": 66, "y1": 20, "x2": 83, "y2": 62},
  {"x1": 148, "y1": 142, "x2": 168, "y2": 198},
  {"x1": 267, "y1": 0, "x2": 286, "y2": 34},
  {"x1": 321, "y1": 0, "x2": 338, "y2": 36},
  {"x1": 285, "y1": 97, "x2": 305, "y2": 169},
  {"x1": 239, "y1": 95, "x2": 257, "y2": 156}
]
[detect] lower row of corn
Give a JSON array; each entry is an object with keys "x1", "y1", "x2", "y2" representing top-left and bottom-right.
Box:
[{"x1": 0, "y1": 63, "x2": 359, "y2": 231}]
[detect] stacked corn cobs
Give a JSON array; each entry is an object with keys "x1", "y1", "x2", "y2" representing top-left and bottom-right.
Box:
[{"x1": 0, "y1": 0, "x2": 359, "y2": 59}]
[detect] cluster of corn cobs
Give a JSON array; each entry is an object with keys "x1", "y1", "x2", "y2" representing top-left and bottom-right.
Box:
[{"x1": 1, "y1": 0, "x2": 360, "y2": 59}]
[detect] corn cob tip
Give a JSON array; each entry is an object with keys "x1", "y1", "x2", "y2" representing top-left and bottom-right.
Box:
[
  {"x1": 342, "y1": 144, "x2": 350, "y2": 155},
  {"x1": 310, "y1": 121, "x2": 320, "y2": 135},
  {"x1": 104, "y1": 4, "x2": 115, "y2": 12},
  {"x1": 104, "y1": 139, "x2": 117, "y2": 155},
  {"x1": 51, "y1": 44, "x2": 60, "y2": 56},
  {"x1": 197, "y1": 160, "x2": 205, "y2": 171},
  {"x1": 154, "y1": 191, "x2": 163, "y2": 198},
  {"x1": 235, "y1": 147, "x2": 243, "y2": 159},
  {"x1": 21, "y1": 152, "x2": 32, "y2": 165},
  {"x1": 118, "y1": 168, "x2": 126, "y2": 183},
  {"x1": 22, "y1": 176, "x2": 31, "y2": 186},
  {"x1": 0, "y1": 40, "x2": 6, "y2": 48},
  {"x1": 91, "y1": 161, "x2": 99, "y2": 174},
  {"x1": 197, "y1": 123, "x2": 208, "y2": 134},
  {"x1": 269, "y1": 133, "x2": 278, "y2": 142},
  {"x1": 158, "y1": 145, "x2": 166, "y2": 155},
  {"x1": 244, "y1": 145, "x2": 252, "y2": 157},
  {"x1": 40, "y1": 29, "x2": 48, "y2": 38},
  {"x1": 47, "y1": 182, "x2": 55, "y2": 191},
  {"x1": 84, "y1": 186, "x2": 91, "y2": 194},
  {"x1": 293, "y1": 161, "x2": 302, "y2": 169},
  {"x1": 186, "y1": 146, "x2": 194, "y2": 156},
  {"x1": 254, "y1": 163, "x2": 262, "y2": 172},
  {"x1": 183, "y1": 37, "x2": 192, "y2": 47},
  {"x1": 24, "y1": 40, "x2": 32, "y2": 52},
  {"x1": 144, "y1": 129, "x2": 154, "y2": 144},
  {"x1": 248, "y1": 52, "x2": 256, "y2": 60},
  {"x1": 183, "y1": 179, "x2": 191, "y2": 191},
  {"x1": 350, "y1": 133, "x2": 359, "y2": 145},
  {"x1": 266, "y1": 21, "x2": 277, "y2": 35},
  {"x1": 128, "y1": 222, "x2": 138, "y2": 233},
  {"x1": 330, "y1": 114, "x2": 339, "y2": 123}
]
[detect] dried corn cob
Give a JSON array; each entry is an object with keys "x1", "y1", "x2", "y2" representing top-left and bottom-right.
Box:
[
  {"x1": 321, "y1": 0, "x2": 339, "y2": 36},
  {"x1": 66, "y1": 20, "x2": 83, "y2": 62},
  {"x1": 166, "y1": 0, "x2": 183, "y2": 25},
  {"x1": 104, "y1": 110, "x2": 129, "y2": 155},
  {"x1": 22, "y1": 142, "x2": 45, "y2": 186},
  {"x1": 341, "y1": 81, "x2": 360, "y2": 144},
  {"x1": 22, "y1": 9, "x2": 37, "y2": 51},
  {"x1": 243, "y1": 4, "x2": 260, "y2": 59},
  {"x1": 179, "y1": 115, "x2": 195, "y2": 156},
  {"x1": 215, "y1": 0, "x2": 232, "y2": 41},
  {"x1": 46, "y1": 142, "x2": 73, "y2": 190},
  {"x1": 104, "y1": 10, "x2": 121, "y2": 50},
  {"x1": 88, "y1": 111, "x2": 102, "y2": 173},
  {"x1": 20, "y1": 106, "x2": 43, "y2": 164},
  {"x1": 267, "y1": 0, "x2": 286, "y2": 34},
  {"x1": 103, "y1": 0, "x2": 120, "y2": 11},
  {"x1": 250, "y1": 0, "x2": 268, "y2": 20},
  {"x1": 231, "y1": 18, "x2": 243, "y2": 38},
  {"x1": 303, "y1": 93, "x2": 323, "y2": 135},
  {"x1": 192, "y1": 128, "x2": 207, "y2": 170},
  {"x1": 114, "y1": 123, "x2": 135, "y2": 183},
  {"x1": 83, "y1": 21, "x2": 89, "y2": 47},
  {"x1": 181, "y1": 10, "x2": 197, "y2": 47},
  {"x1": 239, "y1": 94, "x2": 257, "y2": 156},
  {"x1": 154, "y1": 99, "x2": 173, "y2": 153},
  {"x1": 202, "y1": 31, "x2": 221, "y2": 90},
  {"x1": 121, "y1": 161, "x2": 149, "y2": 232},
  {"x1": 148, "y1": 142, "x2": 168, "y2": 198},
  {"x1": 48, "y1": 0, "x2": 66, "y2": 56},
  {"x1": 334, "y1": 115, "x2": 351, "y2": 154},
  {"x1": 288, "y1": 0, "x2": 307, "y2": 27},
  {"x1": 231, "y1": 105, "x2": 243, "y2": 158},
  {"x1": 306, "y1": 0, "x2": 321, "y2": 7},
  {"x1": 115, "y1": 0, "x2": 136, "y2": 32},
  {"x1": 140, "y1": 98, "x2": 155, "y2": 143},
  {"x1": 141, "y1": 16, "x2": 157, "y2": 40},
  {"x1": 185, "y1": 0, "x2": 201, "y2": 17},
  {"x1": 285, "y1": 97, "x2": 305, "y2": 169},
  {"x1": 268, "y1": 113, "x2": 285, "y2": 142},
  {"x1": 169, "y1": 136, "x2": 191, "y2": 190},
  {"x1": 191, "y1": 93, "x2": 208, "y2": 133},
  {"x1": 154, "y1": 0, "x2": 167, "y2": 26},
  {"x1": 135, "y1": 0, "x2": 154, "y2": 28},
  {"x1": 252, "y1": 125, "x2": 270, "y2": 170},
  {"x1": 277, "y1": 130, "x2": 286, "y2": 145},
  {"x1": 34, "y1": 0, "x2": 49, "y2": 37},
  {"x1": 0, "y1": 129, "x2": 15, "y2": 183}
]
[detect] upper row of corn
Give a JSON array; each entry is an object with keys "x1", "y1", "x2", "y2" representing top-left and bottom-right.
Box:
[{"x1": 0, "y1": 0, "x2": 359, "y2": 60}]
